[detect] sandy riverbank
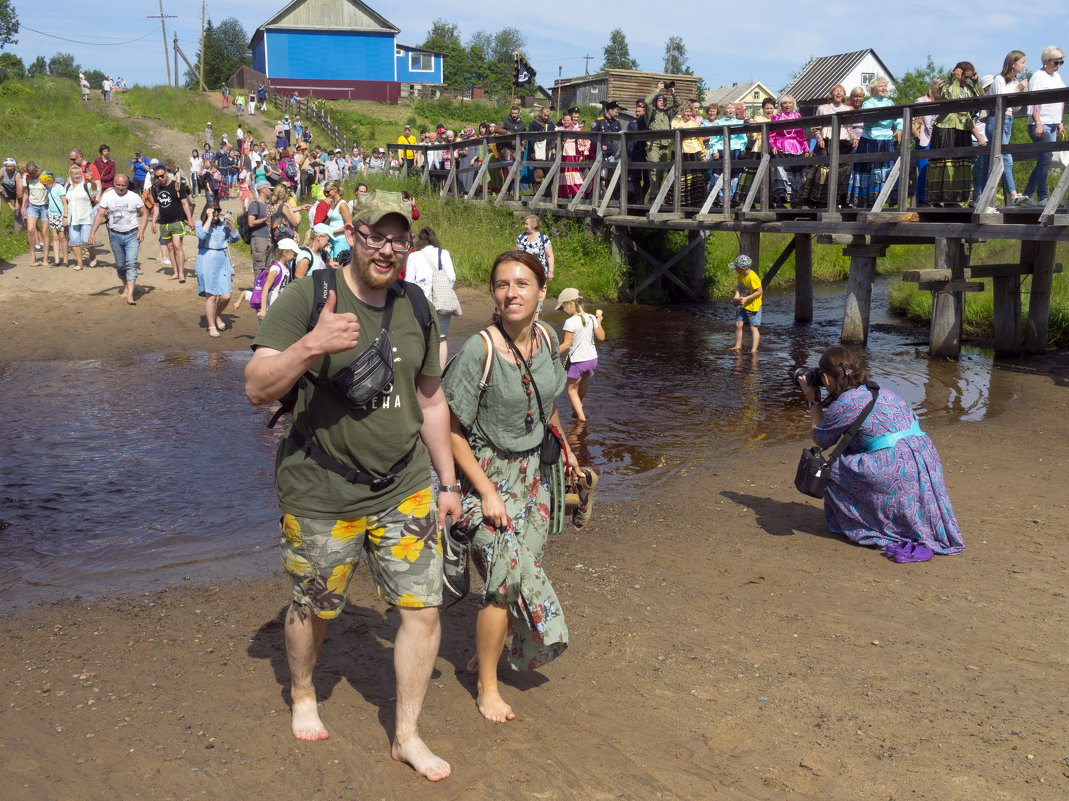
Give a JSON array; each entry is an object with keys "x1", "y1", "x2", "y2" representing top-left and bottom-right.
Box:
[{"x1": 1, "y1": 238, "x2": 1068, "y2": 800}]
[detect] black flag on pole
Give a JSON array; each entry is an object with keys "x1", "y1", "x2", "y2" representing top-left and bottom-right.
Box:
[{"x1": 514, "y1": 57, "x2": 536, "y2": 88}]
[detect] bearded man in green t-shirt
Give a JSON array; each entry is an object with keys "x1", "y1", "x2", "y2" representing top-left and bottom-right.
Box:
[{"x1": 245, "y1": 191, "x2": 460, "y2": 782}]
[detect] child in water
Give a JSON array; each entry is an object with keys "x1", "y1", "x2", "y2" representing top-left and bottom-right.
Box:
[
  {"x1": 555, "y1": 287, "x2": 605, "y2": 422},
  {"x1": 730, "y1": 255, "x2": 763, "y2": 353}
]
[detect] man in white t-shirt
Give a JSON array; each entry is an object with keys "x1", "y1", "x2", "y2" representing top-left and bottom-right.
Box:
[
  {"x1": 1022, "y1": 45, "x2": 1066, "y2": 205},
  {"x1": 89, "y1": 174, "x2": 149, "y2": 305}
]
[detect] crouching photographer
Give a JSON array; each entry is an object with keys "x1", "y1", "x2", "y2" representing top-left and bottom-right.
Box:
[{"x1": 794, "y1": 345, "x2": 964, "y2": 563}]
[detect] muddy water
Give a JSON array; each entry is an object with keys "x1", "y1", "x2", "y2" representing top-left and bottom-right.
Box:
[{"x1": 0, "y1": 279, "x2": 1010, "y2": 605}]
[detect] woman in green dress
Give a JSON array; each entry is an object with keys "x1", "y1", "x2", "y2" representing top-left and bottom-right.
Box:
[{"x1": 443, "y1": 250, "x2": 579, "y2": 723}]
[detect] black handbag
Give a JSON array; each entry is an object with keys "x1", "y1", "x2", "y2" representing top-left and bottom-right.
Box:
[{"x1": 795, "y1": 383, "x2": 879, "y2": 498}]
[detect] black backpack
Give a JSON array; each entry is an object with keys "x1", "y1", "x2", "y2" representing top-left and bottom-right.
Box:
[
  {"x1": 268, "y1": 273, "x2": 433, "y2": 428},
  {"x1": 237, "y1": 210, "x2": 252, "y2": 245}
]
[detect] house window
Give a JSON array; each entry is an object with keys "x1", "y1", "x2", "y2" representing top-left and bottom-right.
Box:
[
  {"x1": 861, "y1": 72, "x2": 875, "y2": 85},
  {"x1": 396, "y1": 48, "x2": 404, "y2": 57},
  {"x1": 410, "y1": 52, "x2": 433, "y2": 72},
  {"x1": 753, "y1": 91, "x2": 760, "y2": 100}
]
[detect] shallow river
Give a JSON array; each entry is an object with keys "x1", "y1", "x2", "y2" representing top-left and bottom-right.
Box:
[{"x1": 0, "y1": 278, "x2": 1010, "y2": 605}]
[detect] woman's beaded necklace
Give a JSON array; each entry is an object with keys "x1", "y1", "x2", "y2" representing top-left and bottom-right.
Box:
[{"x1": 496, "y1": 322, "x2": 537, "y2": 428}]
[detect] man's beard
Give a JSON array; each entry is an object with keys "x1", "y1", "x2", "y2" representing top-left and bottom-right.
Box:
[{"x1": 353, "y1": 250, "x2": 402, "y2": 290}]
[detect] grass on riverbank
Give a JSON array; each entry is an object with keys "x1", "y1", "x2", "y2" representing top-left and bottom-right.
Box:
[{"x1": 887, "y1": 241, "x2": 1069, "y2": 348}]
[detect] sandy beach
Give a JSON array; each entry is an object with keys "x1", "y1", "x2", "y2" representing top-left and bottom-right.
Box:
[{"x1": 1, "y1": 238, "x2": 1068, "y2": 800}]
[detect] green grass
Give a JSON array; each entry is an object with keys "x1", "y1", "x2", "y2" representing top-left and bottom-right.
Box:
[
  {"x1": 399, "y1": 178, "x2": 623, "y2": 296},
  {"x1": 119, "y1": 87, "x2": 224, "y2": 143},
  {"x1": 887, "y1": 245, "x2": 1069, "y2": 348},
  {"x1": 0, "y1": 76, "x2": 140, "y2": 262},
  {"x1": 0, "y1": 76, "x2": 138, "y2": 170}
]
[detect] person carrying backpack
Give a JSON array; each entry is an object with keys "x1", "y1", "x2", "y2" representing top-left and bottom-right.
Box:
[
  {"x1": 266, "y1": 184, "x2": 303, "y2": 248},
  {"x1": 243, "y1": 191, "x2": 458, "y2": 778},
  {"x1": 253, "y1": 238, "x2": 299, "y2": 321},
  {"x1": 278, "y1": 147, "x2": 299, "y2": 190},
  {"x1": 245, "y1": 180, "x2": 274, "y2": 283}
]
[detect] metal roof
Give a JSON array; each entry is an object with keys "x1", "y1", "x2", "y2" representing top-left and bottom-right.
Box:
[
  {"x1": 250, "y1": 0, "x2": 399, "y2": 49},
  {"x1": 780, "y1": 49, "x2": 896, "y2": 101}
]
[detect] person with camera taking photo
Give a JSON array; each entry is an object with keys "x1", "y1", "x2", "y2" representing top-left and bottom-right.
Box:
[
  {"x1": 644, "y1": 80, "x2": 680, "y2": 201},
  {"x1": 796, "y1": 346, "x2": 963, "y2": 562}
]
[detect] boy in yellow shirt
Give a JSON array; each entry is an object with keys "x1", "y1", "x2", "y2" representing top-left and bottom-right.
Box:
[{"x1": 730, "y1": 254, "x2": 763, "y2": 352}]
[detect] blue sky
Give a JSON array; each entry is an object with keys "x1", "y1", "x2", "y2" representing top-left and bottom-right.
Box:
[{"x1": 8, "y1": 1, "x2": 1066, "y2": 94}]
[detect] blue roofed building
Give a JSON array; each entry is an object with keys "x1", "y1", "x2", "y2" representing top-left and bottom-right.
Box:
[{"x1": 249, "y1": 0, "x2": 444, "y2": 103}]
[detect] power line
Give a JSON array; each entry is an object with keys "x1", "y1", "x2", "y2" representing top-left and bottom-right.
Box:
[{"x1": 19, "y1": 24, "x2": 158, "y2": 47}]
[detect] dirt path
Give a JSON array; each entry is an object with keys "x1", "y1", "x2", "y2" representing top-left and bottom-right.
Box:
[{"x1": 101, "y1": 100, "x2": 200, "y2": 163}]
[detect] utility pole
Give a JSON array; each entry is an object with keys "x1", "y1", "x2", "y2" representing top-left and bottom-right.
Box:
[
  {"x1": 583, "y1": 54, "x2": 592, "y2": 75},
  {"x1": 147, "y1": 0, "x2": 176, "y2": 87},
  {"x1": 199, "y1": 0, "x2": 205, "y2": 93}
]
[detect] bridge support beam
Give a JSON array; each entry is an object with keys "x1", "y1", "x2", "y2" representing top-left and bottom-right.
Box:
[
  {"x1": 991, "y1": 241, "x2": 1030, "y2": 355},
  {"x1": 687, "y1": 230, "x2": 707, "y2": 299},
  {"x1": 841, "y1": 244, "x2": 885, "y2": 345},
  {"x1": 739, "y1": 232, "x2": 760, "y2": 265},
  {"x1": 1025, "y1": 240, "x2": 1057, "y2": 354},
  {"x1": 794, "y1": 234, "x2": 813, "y2": 324},
  {"x1": 930, "y1": 238, "x2": 970, "y2": 358}
]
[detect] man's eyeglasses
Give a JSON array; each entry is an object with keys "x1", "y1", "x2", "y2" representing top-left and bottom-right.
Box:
[{"x1": 354, "y1": 228, "x2": 413, "y2": 252}]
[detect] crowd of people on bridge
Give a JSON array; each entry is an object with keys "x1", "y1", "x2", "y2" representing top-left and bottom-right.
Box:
[{"x1": 384, "y1": 45, "x2": 1064, "y2": 214}]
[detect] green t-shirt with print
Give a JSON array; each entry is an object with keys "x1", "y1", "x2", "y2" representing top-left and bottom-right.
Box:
[{"x1": 252, "y1": 274, "x2": 441, "y2": 518}]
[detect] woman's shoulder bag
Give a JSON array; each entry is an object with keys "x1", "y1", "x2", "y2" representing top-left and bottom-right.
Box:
[{"x1": 795, "y1": 383, "x2": 880, "y2": 498}]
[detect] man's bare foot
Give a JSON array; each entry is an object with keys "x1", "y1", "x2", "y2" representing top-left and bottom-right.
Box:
[
  {"x1": 291, "y1": 696, "x2": 329, "y2": 741},
  {"x1": 476, "y1": 688, "x2": 515, "y2": 723},
  {"x1": 465, "y1": 654, "x2": 478, "y2": 674},
  {"x1": 392, "y1": 736, "x2": 451, "y2": 781}
]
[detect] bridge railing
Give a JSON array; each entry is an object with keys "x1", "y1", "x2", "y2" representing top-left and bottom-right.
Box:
[{"x1": 381, "y1": 87, "x2": 1069, "y2": 225}]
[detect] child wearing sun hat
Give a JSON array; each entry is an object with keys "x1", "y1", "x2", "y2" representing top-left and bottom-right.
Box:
[{"x1": 730, "y1": 254, "x2": 763, "y2": 353}]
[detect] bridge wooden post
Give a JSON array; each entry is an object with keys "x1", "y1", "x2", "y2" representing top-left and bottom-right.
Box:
[
  {"x1": 687, "y1": 230, "x2": 707, "y2": 298},
  {"x1": 794, "y1": 233, "x2": 813, "y2": 323},
  {"x1": 930, "y1": 238, "x2": 969, "y2": 358},
  {"x1": 1025, "y1": 240, "x2": 1057, "y2": 354},
  {"x1": 841, "y1": 243, "x2": 886, "y2": 344},
  {"x1": 739, "y1": 232, "x2": 760, "y2": 265},
  {"x1": 992, "y1": 240, "x2": 1029, "y2": 355}
]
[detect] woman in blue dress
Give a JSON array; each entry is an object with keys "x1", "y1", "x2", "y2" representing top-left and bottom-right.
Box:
[
  {"x1": 798, "y1": 345, "x2": 963, "y2": 557},
  {"x1": 194, "y1": 202, "x2": 239, "y2": 337}
]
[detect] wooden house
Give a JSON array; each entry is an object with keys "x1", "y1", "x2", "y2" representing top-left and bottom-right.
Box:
[
  {"x1": 249, "y1": 0, "x2": 445, "y2": 103},
  {"x1": 552, "y1": 69, "x2": 701, "y2": 116}
]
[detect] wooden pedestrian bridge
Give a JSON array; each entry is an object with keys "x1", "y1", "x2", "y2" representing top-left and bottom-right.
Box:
[{"x1": 385, "y1": 87, "x2": 1069, "y2": 358}]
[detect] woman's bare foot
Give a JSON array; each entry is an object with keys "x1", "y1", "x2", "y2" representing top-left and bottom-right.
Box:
[
  {"x1": 476, "y1": 688, "x2": 515, "y2": 723},
  {"x1": 465, "y1": 654, "x2": 478, "y2": 674},
  {"x1": 291, "y1": 696, "x2": 329, "y2": 741},
  {"x1": 392, "y1": 736, "x2": 451, "y2": 781}
]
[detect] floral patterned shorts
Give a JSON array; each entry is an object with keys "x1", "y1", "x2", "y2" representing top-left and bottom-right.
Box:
[{"x1": 279, "y1": 487, "x2": 443, "y2": 619}]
